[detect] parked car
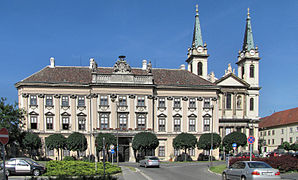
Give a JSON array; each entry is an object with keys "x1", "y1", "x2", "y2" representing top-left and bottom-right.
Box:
[
  {"x1": 4, "y1": 158, "x2": 46, "y2": 176},
  {"x1": 235, "y1": 152, "x2": 255, "y2": 159},
  {"x1": 139, "y1": 156, "x2": 160, "y2": 168},
  {"x1": 222, "y1": 161, "x2": 281, "y2": 180}
]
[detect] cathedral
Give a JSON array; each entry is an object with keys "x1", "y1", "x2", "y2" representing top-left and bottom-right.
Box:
[{"x1": 15, "y1": 5, "x2": 260, "y2": 161}]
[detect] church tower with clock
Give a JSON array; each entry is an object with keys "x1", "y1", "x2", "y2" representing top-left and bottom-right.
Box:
[
  {"x1": 237, "y1": 8, "x2": 261, "y2": 88},
  {"x1": 186, "y1": 5, "x2": 209, "y2": 80}
]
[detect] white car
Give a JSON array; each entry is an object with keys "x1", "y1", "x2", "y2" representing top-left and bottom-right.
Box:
[{"x1": 139, "y1": 156, "x2": 160, "y2": 168}]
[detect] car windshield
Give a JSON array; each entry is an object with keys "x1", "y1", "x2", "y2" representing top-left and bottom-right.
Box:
[
  {"x1": 248, "y1": 162, "x2": 272, "y2": 168},
  {"x1": 149, "y1": 157, "x2": 159, "y2": 160},
  {"x1": 25, "y1": 159, "x2": 40, "y2": 166}
]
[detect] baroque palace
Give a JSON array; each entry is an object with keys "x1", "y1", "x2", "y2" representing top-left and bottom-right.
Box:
[{"x1": 15, "y1": 6, "x2": 261, "y2": 161}]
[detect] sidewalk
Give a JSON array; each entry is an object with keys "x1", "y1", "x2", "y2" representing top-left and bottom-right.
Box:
[{"x1": 118, "y1": 166, "x2": 149, "y2": 180}]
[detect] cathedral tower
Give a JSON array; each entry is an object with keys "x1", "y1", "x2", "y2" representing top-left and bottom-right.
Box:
[{"x1": 186, "y1": 4, "x2": 209, "y2": 79}]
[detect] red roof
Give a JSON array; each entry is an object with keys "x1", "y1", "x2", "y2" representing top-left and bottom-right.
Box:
[{"x1": 259, "y1": 107, "x2": 298, "y2": 128}]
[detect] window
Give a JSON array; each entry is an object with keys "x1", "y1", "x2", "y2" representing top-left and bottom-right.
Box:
[
  {"x1": 250, "y1": 65, "x2": 254, "y2": 78},
  {"x1": 226, "y1": 93, "x2": 232, "y2": 109},
  {"x1": 241, "y1": 66, "x2": 245, "y2": 79},
  {"x1": 46, "y1": 95, "x2": 53, "y2": 106},
  {"x1": 268, "y1": 139, "x2": 270, "y2": 145},
  {"x1": 290, "y1": 128, "x2": 293, "y2": 133},
  {"x1": 264, "y1": 131, "x2": 266, "y2": 136},
  {"x1": 189, "y1": 148, "x2": 195, "y2": 156},
  {"x1": 137, "y1": 96, "x2": 145, "y2": 107},
  {"x1": 174, "y1": 149, "x2": 180, "y2": 156},
  {"x1": 137, "y1": 114, "x2": 146, "y2": 130},
  {"x1": 198, "y1": 62, "x2": 203, "y2": 76},
  {"x1": 250, "y1": 98, "x2": 254, "y2": 111},
  {"x1": 30, "y1": 116, "x2": 37, "y2": 129},
  {"x1": 189, "y1": 98, "x2": 196, "y2": 108},
  {"x1": 190, "y1": 63, "x2": 193, "y2": 73},
  {"x1": 260, "y1": 132, "x2": 262, "y2": 136},
  {"x1": 158, "y1": 97, "x2": 165, "y2": 108},
  {"x1": 78, "y1": 96, "x2": 85, "y2": 107},
  {"x1": 189, "y1": 117, "x2": 196, "y2": 132},
  {"x1": 281, "y1": 129, "x2": 284, "y2": 134},
  {"x1": 63, "y1": 150, "x2": 70, "y2": 156},
  {"x1": 226, "y1": 128, "x2": 231, "y2": 135},
  {"x1": 174, "y1": 98, "x2": 181, "y2": 108},
  {"x1": 30, "y1": 95, "x2": 37, "y2": 106},
  {"x1": 281, "y1": 138, "x2": 284, "y2": 143},
  {"x1": 78, "y1": 117, "x2": 86, "y2": 130},
  {"x1": 99, "y1": 113, "x2": 109, "y2": 129},
  {"x1": 289, "y1": 137, "x2": 293, "y2": 143},
  {"x1": 62, "y1": 117, "x2": 70, "y2": 130},
  {"x1": 174, "y1": 117, "x2": 181, "y2": 132},
  {"x1": 204, "y1": 98, "x2": 210, "y2": 108},
  {"x1": 62, "y1": 96, "x2": 69, "y2": 106},
  {"x1": 272, "y1": 139, "x2": 275, "y2": 145},
  {"x1": 119, "y1": 96, "x2": 127, "y2": 106},
  {"x1": 46, "y1": 116, "x2": 53, "y2": 130},
  {"x1": 100, "y1": 95, "x2": 108, "y2": 106},
  {"x1": 159, "y1": 117, "x2": 166, "y2": 132},
  {"x1": 236, "y1": 96, "x2": 242, "y2": 109},
  {"x1": 46, "y1": 147, "x2": 54, "y2": 156},
  {"x1": 272, "y1": 130, "x2": 275, "y2": 135},
  {"x1": 158, "y1": 146, "x2": 165, "y2": 157},
  {"x1": 268, "y1": 130, "x2": 271, "y2": 136},
  {"x1": 203, "y1": 116, "x2": 210, "y2": 131},
  {"x1": 119, "y1": 114, "x2": 127, "y2": 130}
]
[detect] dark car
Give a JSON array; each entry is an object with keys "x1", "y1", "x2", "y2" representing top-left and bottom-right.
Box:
[{"x1": 4, "y1": 158, "x2": 46, "y2": 176}]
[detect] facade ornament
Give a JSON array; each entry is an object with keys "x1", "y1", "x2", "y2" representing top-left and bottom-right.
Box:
[
  {"x1": 147, "y1": 61, "x2": 152, "y2": 74},
  {"x1": 70, "y1": 94, "x2": 77, "y2": 99},
  {"x1": 212, "y1": 97, "x2": 217, "y2": 101},
  {"x1": 129, "y1": 94, "x2": 136, "y2": 99},
  {"x1": 86, "y1": 94, "x2": 92, "y2": 99},
  {"x1": 110, "y1": 94, "x2": 117, "y2": 102},
  {"x1": 147, "y1": 95, "x2": 154, "y2": 99},
  {"x1": 91, "y1": 93, "x2": 98, "y2": 98},
  {"x1": 22, "y1": 93, "x2": 29, "y2": 98},
  {"x1": 182, "y1": 96, "x2": 188, "y2": 101},
  {"x1": 197, "y1": 97, "x2": 203, "y2": 101},
  {"x1": 113, "y1": 56, "x2": 132, "y2": 74},
  {"x1": 54, "y1": 94, "x2": 61, "y2": 98},
  {"x1": 38, "y1": 94, "x2": 44, "y2": 98},
  {"x1": 167, "y1": 96, "x2": 173, "y2": 100}
]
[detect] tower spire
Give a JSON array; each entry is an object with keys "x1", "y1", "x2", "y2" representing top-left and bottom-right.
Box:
[
  {"x1": 242, "y1": 8, "x2": 255, "y2": 51},
  {"x1": 192, "y1": 4, "x2": 203, "y2": 48}
]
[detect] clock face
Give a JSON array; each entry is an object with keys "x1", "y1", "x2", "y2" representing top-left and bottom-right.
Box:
[
  {"x1": 240, "y1": 53, "x2": 244, "y2": 58},
  {"x1": 197, "y1": 47, "x2": 203, "y2": 53},
  {"x1": 250, "y1": 50, "x2": 255, "y2": 56}
]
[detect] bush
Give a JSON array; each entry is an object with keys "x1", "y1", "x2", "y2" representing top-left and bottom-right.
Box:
[
  {"x1": 229, "y1": 155, "x2": 298, "y2": 172},
  {"x1": 175, "y1": 153, "x2": 192, "y2": 162},
  {"x1": 197, "y1": 153, "x2": 215, "y2": 161},
  {"x1": 30, "y1": 175, "x2": 117, "y2": 180},
  {"x1": 43, "y1": 160, "x2": 121, "y2": 176},
  {"x1": 63, "y1": 156, "x2": 75, "y2": 161}
]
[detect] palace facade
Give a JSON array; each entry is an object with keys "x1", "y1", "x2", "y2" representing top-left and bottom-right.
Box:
[{"x1": 15, "y1": 6, "x2": 261, "y2": 161}]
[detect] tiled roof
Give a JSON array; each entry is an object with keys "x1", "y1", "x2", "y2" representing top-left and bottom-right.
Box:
[
  {"x1": 16, "y1": 66, "x2": 215, "y2": 87},
  {"x1": 259, "y1": 107, "x2": 298, "y2": 128}
]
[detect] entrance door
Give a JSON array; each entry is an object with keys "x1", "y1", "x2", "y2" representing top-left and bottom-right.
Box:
[{"x1": 118, "y1": 137, "x2": 131, "y2": 162}]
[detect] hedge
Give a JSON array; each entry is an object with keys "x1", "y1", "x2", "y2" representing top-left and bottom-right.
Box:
[
  {"x1": 229, "y1": 155, "x2": 298, "y2": 172},
  {"x1": 43, "y1": 161, "x2": 121, "y2": 176}
]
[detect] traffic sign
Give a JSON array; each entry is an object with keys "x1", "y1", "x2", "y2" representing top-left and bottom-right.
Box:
[
  {"x1": 110, "y1": 149, "x2": 115, "y2": 154},
  {"x1": 232, "y1": 143, "x2": 237, "y2": 148},
  {"x1": 0, "y1": 128, "x2": 9, "y2": 145},
  {"x1": 247, "y1": 136, "x2": 255, "y2": 144}
]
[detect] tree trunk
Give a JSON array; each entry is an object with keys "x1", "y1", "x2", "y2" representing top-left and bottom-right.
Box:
[
  {"x1": 57, "y1": 149, "x2": 60, "y2": 161},
  {"x1": 184, "y1": 148, "x2": 187, "y2": 162}
]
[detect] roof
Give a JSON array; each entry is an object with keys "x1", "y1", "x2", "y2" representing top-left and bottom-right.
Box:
[
  {"x1": 215, "y1": 73, "x2": 250, "y2": 87},
  {"x1": 15, "y1": 66, "x2": 215, "y2": 88},
  {"x1": 259, "y1": 107, "x2": 298, "y2": 128}
]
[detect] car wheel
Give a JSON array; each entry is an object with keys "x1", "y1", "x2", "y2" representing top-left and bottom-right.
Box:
[
  {"x1": 33, "y1": 169, "x2": 40, "y2": 176},
  {"x1": 241, "y1": 176, "x2": 246, "y2": 180},
  {"x1": 222, "y1": 173, "x2": 228, "y2": 180},
  {"x1": 5, "y1": 170, "x2": 10, "y2": 176}
]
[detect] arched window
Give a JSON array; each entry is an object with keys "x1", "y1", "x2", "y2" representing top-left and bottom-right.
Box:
[
  {"x1": 190, "y1": 63, "x2": 193, "y2": 73},
  {"x1": 250, "y1": 65, "x2": 255, "y2": 78},
  {"x1": 198, "y1": 62, "x2": 203, "y2": 76},
  {"x1": 241, "y1": 66, "x2": 245, "y2": 79},
  {"x1": 250, "y1": 98, "x2": 254, "y2": 111}
]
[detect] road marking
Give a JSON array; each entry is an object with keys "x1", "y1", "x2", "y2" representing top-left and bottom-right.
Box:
[{"x1": 135, "y1": 168, "x2": 153, "y2": 180}]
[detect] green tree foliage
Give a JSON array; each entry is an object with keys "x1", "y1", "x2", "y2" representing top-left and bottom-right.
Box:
[
  {"x1": 173, "y1": 133, "x2": 197, "y2": 154},
  {"x1": 0, "y1": 98, "x2": 25, "y2": 156},
  {"x1": 280, "y1": 142, "x2": 291, "y2": 151},
  {"x1": 197, "y1": 133, "x2": 221, "y2": 150},
  {"x1": 132, "y1": 132, "x2": 159, "y2": 156},
  {"x1": 23, "y1": 131, "x2": 42, "y2": 158},
  {"x1": 290, "y1": 143, "x2": 298, "y2": 151},
  {"x1": 66, "y1": 132, "x2": 87, "y2": 157},
  {"x1": 45, "y1": 134, "x2": 66, "y2": 160},
  {"x1": 223, "y1": 132, "x2": 247, "y2": 152},
  {"x1": 95, "y1": 133, "x2": 116, "y2": 152}
]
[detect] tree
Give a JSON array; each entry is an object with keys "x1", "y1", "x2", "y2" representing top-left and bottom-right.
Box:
[
  {"x1": 132, "y1": 132, "x2": 159, "y2": 160},
  {"x1": 173, "y1": 133, "x2": 197, "y2": 161},
  {"x1": 223, "y1": 132, "x2": 247, "y2": 152},
  {"x1": 66, "y1": 132, "x2": 87, "y2": 158},
  {"x1": 197, "y1": 133, "x2": 221, "y2": 150},
  {"x1": 281, "y1": 142, "x2": 291, "y2": 152},
  {"x1": 45, "y1": 134, "x2": 66, "y2": 160},
  {"x1": 0, "y1": 98, "x2": 25, "y2": 157},
  {"x1": 22, "y1": 132, "x2": 42, "y2": 159},
  {"x1": 95, "y1": 133, "x2": 116, "y2": 152},
  {"x1": 290, "y1": 143, "x2": 298, "y2": 151}
]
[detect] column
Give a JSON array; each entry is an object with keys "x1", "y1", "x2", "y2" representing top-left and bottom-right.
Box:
[
  {"x1": 38, "y1": 94, "x2": 45, "y2": 132},
  {"x1": 147, "y1": 96, "x2": 153, "y2": 130},
  {"x1": 129, "y1": 95, "x2": 135, "y2": 129},
  {"x1": 70, "y1": 96, "x2": 76, "y2": 131},
  {"x1": 182, "y1": 97, "x2": 188, "y2": 132},
  {"x1": 54, "y1": 95, "x2": 60, "y2": 131},
  {"x1": 22, "y1": 94, "x2": 29, "y2": 130},
  {"x1": 167, "y1": 97, "x2": 173, "y2": 132},
  {"x1": 197, "y1": 98, "x2": 203, "y2": 132},
  {"x1": 233, "y1": 93, "x2": 236, "y2": 116}
]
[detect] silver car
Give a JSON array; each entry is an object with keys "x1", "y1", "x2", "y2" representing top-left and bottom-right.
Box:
[
  {"x1": 139, "y1": 156, "x2": 160, "y2": 168},
  {"x1": 222, "y1": 161, "x2": 281, "y2": 180}
]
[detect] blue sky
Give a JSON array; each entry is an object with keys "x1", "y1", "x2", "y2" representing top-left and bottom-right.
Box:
[{"x1": 0, "y1": 0, "x2": 297, "y2": 117}]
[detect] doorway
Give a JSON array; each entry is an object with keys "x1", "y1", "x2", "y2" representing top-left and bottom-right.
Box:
[{"x1": 118, "y1": 137, "x2": 131, "y2": 162}]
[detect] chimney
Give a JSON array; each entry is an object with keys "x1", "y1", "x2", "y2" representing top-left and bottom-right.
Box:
[
  {"x1": 50, "y1": 57, "x2": 55, "y2": 68},
  {"x1": 142, "y1": 60, "x2": 147, "y2": 70},
  {"x1": 89, "y1": 58, "x2": 97, "y2": 69},
  {"x1": 180, "y1": 64, "x2": 186, "y2": 70}
]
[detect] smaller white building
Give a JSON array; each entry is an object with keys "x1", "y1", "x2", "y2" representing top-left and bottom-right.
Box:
[{"x1": 259, "y1": 107, "x2": 298, "y2": 153}]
